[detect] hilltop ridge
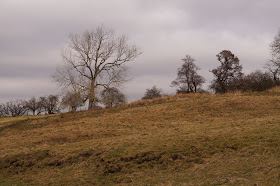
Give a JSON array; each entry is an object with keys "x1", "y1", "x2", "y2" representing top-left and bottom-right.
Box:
[{"x1": 1, "y1": 88, "x2": 280, "y2": 185}]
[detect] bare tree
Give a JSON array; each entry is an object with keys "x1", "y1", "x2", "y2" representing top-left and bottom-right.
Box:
[
  {"x1": 1, "y1": 104, "x2": 9, "y2": 117},
  {"x1": 100, "y1": 87, "x2": 126, "y2": 107},
  {"x1": 46, "y1": 95, "x2": 60, "y2": 114},
  {"x1": 265, "y1": 62, "x2": 280, "y2": 86},
  {"x1": 5, "y1": 100, "x2": 28, "y2": 117},
  {"x1": 25, "y1": 97, "x2": 40, "y2": 115},
  {"x1": 53, "y1": 26, "x2": 141, "y2": 110},
  {"x1": 171, "y1": 55, "x2": 205, "y2": 93},
  {"x1": 265, "y1": 29, "x2": 280, "y2": 86},
  {"x1": 210, "y1": 50, "x2": 243, "y2": 93},
  {"x1": 0, "y1": 104, "x2": 5, "y2": 117},
  {"x1": 142, "y1": 86, "x2": 163, "y2": 100},
  {"x1": 61, "y1": 91, "x2": 84, "y2": 111},
  {"x1": 39, "y1": 95, "x2": 60, "y2": 114},
  {"x1": 37, "y1": 97, "x2": 47, "y2": 115}
]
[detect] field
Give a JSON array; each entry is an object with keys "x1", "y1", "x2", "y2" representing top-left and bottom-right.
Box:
[{"x1": 1, "y1": 88, "x2": 280, "y2": 185}]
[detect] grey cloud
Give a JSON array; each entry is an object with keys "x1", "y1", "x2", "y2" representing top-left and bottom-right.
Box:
[
  {"x1": 0, "y1": 62, "x2": 55, "y2": 78},
  {"x1": 0, "y1": 77, "x2": 57, "y2": 102}
]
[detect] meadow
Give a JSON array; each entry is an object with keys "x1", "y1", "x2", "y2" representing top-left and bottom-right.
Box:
[{"x1": 1, "y1": 88, "x2": 280, "y2": 185}]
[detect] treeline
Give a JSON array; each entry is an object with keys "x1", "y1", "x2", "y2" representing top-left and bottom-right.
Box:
[
  {"x1": 1, "y1": 26, "x2": 280, "y2": 115},
  {"x1": 0, "y1": 95, "x2": 60, "y2": 117},
  {"x1": 141, "y1": 51, "x2": 278, "y2": 100},
  {"x1": 51, "y1": 25, "x2": 280, "y2": 107},
  {"x1": 142, "y1": 30, "x2": 280, "y2": 99},
  {"x1": 0, "y1": 87, "x2": 128, "y2": 117}
]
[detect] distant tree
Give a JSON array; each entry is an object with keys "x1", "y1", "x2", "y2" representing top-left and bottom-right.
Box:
[
  {"x1": 0, "y1": 104, "x2": 5, "y2": 117},
  {"x1": 25, "y1": 97, "x2": 40, "y2": 115},
  {"x1": 171, "y1": 55, "x2": 205, "y2": 93},
  {"x1": 61, "y1": 91, "x2": 84, "y2": 111},
  {"x1": 266, "y1": 62, "x2": 280, "y2": 86},
  {"x1": 52, "y1": 25, "x2": 141, "y2": 110},
  {"x1": 265, "y1": 29, "x2": 280, "y2": 86},
  {"x1": 142, "y1": 86, "x2": 163, "y2": 100},
  {"x1": 100, "y1": 87, "x2": 126, "y2": 107},
  {"x1": 210, "y1": 50, "x2": 243, "y2": 93},
  {"x1": 242, "y1": 70, "x2": 275, "y2": 92},
  {"x1": 1, "y1": 104, "x2": 9, "y2": 117},
  {"x1": 40, "y1": 95, "x2": 60, "y2": 114},
  {"x1": 37, "y1": 97, "x2": 47, "y2": 115},
  {"x1": 47, "y1": 95, "x2": 60, "y2": 114},
  {"x1": 5, "y1": 100, "x2": 28, "y2": 117}
]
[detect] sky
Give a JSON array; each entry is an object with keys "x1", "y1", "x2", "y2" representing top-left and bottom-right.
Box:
[{"x1": 1, "y1": 0, "x2": 280, "y2": 103}]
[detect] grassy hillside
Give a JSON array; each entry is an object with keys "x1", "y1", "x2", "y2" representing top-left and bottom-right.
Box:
[{"x1": 1, "y1": 88, "x2": 280, "y2": 185}]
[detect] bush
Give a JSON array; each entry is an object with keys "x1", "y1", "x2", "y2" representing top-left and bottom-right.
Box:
[
  {"x1": 242, "y1": 70, "x2": 275, "y2": 92},
  {"x1": 142, "y1": 86, "x2": 163, "y2": 100},
  {"x1": 101, "y1": 88, "x2": 126, "y2": 108}
]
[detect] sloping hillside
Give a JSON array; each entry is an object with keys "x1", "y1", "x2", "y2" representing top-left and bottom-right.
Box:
[{"x1": 1, "y1": 88, "x2": 280, "y2": 185}]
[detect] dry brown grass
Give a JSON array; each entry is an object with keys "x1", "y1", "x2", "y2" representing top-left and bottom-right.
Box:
[{"x1": 0, "y1": 88, "x2": 280, "y2": 185}]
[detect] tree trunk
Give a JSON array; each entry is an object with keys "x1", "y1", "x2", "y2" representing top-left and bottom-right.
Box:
[
  {"x1": 88, "y1": 81, "x2": 96, "y2": 110},
  {"x1": 273, "y1": 73, "x2": 279, "y2": 86}
]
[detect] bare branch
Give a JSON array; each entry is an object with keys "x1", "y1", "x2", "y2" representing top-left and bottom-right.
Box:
[{"x1": 52, "y1": 25, "x2": 141, "y2": 110}]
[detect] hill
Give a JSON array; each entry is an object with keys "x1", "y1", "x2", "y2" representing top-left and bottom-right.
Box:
[{"x1": 1, "y1": 88, "x2": 280, "y2": 185}]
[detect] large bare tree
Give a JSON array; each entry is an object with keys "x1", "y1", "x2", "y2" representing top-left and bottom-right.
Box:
[
  {"x1": 53, "y1": 26, "x2": 141, "y2": 110},
  {"x1": 265, "y1": 29, "x2": 280, "y2": 86}
]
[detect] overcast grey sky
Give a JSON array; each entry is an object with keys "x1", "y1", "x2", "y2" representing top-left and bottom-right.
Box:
[{"x1": 0, "y1": 0, "x2": 279, "y2": 102}]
